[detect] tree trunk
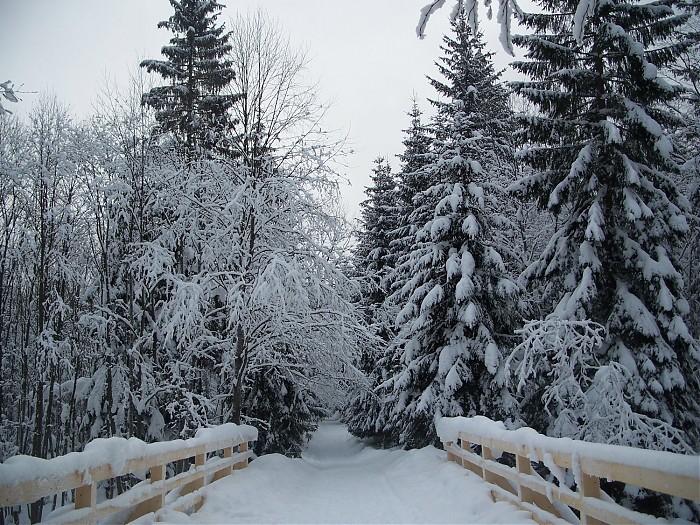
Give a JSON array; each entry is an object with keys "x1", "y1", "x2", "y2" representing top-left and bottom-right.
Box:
[
  {"x1": 232, "y1": 323, "x2": 246, "y2": 425},
  {"x1": 29, "y1": 377, "x2": 45, "y2": 523}
]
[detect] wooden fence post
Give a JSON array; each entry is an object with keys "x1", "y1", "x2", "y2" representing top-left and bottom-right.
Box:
[
  {"x1": 234, "y1": 442, "x2": 249, "y2": 470},
  {"x1": 445, "y1": 441, "x2": 456, "y2": 463},
  {"x1": 516, "y1": 454, "x2": 535, "y2": 504},
  {"x1": 75, "y1": 481, "x2": 96, "y2": 525},
  {"x1": 193, "y1": 452, "x2": 206, "y2": 511},
  {"x1": 212, "y1": 446, "x2": 234, "y2": 482},
  {"x1": 149, "y1": 464, "x2": 166, "y2": 511},
  {"x1": 580, "y1": 473, "x2": 604, "y2": 525}
]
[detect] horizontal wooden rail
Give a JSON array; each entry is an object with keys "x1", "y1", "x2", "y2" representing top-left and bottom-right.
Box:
[
  {"x1": 437, "y1": 416, "x2": 700, "y2": 525},
  {"x1": 0, "y1": 423, "x2": 257, "y2": 524}
]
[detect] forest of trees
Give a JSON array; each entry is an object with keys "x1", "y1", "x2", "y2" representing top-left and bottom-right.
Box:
[
  {"x1": 347, "y1": 0, "x2": 700, "y2": 504},
  {"x1": 1, "y1": 0, "x2": 699, "y2": 521},
  {"x1": 0, "y1": 2, "x2": 366, "y2": 520}
]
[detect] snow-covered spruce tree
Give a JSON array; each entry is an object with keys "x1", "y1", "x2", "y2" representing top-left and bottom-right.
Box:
[
  {"x1": 140, "y1": 0, "x2": 235, "y2": 154},
  {"x1": 344, "y1": 158, "x2": 398, "y2": 444},
  {"x1": 668, "y1": 15, "x2": 700, "y2": 339},
  {"x1": 383, "y1": 101, "x2": 436, "y2": 337},
  {"x1": 244, "y1": 362, "x2": 325, "y2": 456},
  {"x1": 388, "y1": 100, "x2": 435, "y2": 287},
  {"x1": 509, "y1": 0, "x2": 700, "y2": 450},
  {"x1": 380, "y1": 15, "x2": 522, "y2": 448},
  {"x1": 349, "y1": 156, "x2": 396, "y2": 426},
  {"x1": 354, "y1": 156, "x2": 397, "y2": 329},
  {"x1": 345, "y1": 106, "x2": 433, "y2": 446},
  {"x1": 138, "y1": 0, "x2": 238, "y2": 438}
]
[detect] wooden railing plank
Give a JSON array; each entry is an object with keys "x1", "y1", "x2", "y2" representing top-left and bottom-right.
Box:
[
  {"x1": 580, "y1": 457, "x2": 699, "y2": 503},
  {"x1": 457, "y1": 430, "x2": 700, "y2": 503},
  {"x1": 439, "y1": 417, "x2": 700, "y2": 525},
  {"x1": 1, "y1": 448, "x2": 199, "y2": 507},
  {"x1": 1, "y1": 425, "x2": 257, "y2": 524}
]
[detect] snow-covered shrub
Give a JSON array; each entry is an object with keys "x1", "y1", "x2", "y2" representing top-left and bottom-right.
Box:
[{"x1": 506, "y1": 317, "x2": 694, "y2": 453}]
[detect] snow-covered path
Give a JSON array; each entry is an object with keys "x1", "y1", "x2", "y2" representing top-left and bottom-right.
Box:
[{"x1": 168, "y1": 420, "x2": 536, "y2": 524}]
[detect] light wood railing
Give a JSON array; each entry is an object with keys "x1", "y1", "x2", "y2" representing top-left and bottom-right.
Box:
[
  {"x1": 438, "y1": 416, "x2": 700, "y2": 525},
  {"x1": 0, "y1": 423, "x2": 257, "y2": 524}
]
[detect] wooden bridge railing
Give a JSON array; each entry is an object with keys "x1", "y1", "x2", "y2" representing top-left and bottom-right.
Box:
[
  {"x1": 437, "y1": 416, "x2": 700, "y2": 525},
  {"x1": 0, "y1": 423, "x2": 258, "y2": 524}
]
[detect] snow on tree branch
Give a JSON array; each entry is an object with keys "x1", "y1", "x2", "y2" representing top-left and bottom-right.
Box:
[
  {"x1": 0, "y1": 80, "x2": 19, "y2": 115},
  {"x1": 417, "y1": 0, "x2": 523, "y2": 55},
  {"x1": 417, "y1": 0, "x2": 448, "y2": 38},
  {"x1": 505, "y1": 317, "x2": 694, "y2": 452}
]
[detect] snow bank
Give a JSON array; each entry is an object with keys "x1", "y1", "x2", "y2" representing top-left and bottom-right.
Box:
[
  {"x1": 0, "y1": 423, "x2": 257, "y2": 488},
  {"x1": 194, "y1": 423, "x2": 257, "y2": 444},
  {"x1": 435, "y1": 415, "x2": 699, "y2": 479}
]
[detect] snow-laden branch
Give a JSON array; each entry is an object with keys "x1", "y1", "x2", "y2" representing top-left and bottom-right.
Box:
[
  {"x1": 417, "y1": 0, "x2": 523, "y2": 55},
  {"x1": 505, "y1": 317, "x2": 694, "y2": 453},
  {"x1": 0, "y1": 80, "x2": 19, "y2": 115}
]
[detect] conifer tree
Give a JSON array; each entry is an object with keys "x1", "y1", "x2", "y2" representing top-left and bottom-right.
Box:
[
  {"x1": 354, "y1": 157, "x2": 398, "y2": 322},
  {"x1": 344, "y1": 158, "x2": 396, "y2": 445},
  {"x1": 396, "y1": 102, "x2": 433, "y2": 197},
  {"x1": 387, "y1": 101, "x2": 435, "y2": 287},
  {"x1": 141, "y1": 0, "x2": 235, "y2": 153},
  {"x1": 510, "y1": 0, "x2": 700, "y2": 450},
  {"x1": 668, "y1": 13, "x2": 700, "y2": 339},
  {"x1": 244, "y1": 358, "x2": 325, "y2": 456},
  {"x1": 345, "y1": 114, "x2": 431, "y2": 446},
  {"x1": 380, "y1": 14, "x2": 521, "y2": 448}
]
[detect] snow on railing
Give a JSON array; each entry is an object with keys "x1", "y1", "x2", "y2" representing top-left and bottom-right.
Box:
[
  {"x1": 0, "y1": 423, "x2": 258, "y2": 524},
  {"x1": 438, "y1": 416, "x2": 699, "y2": 525}
]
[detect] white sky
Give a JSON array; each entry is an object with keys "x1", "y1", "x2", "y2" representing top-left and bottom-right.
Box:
[{"x1": 3, "y1": 0, "x2": 525, "y2": 219}]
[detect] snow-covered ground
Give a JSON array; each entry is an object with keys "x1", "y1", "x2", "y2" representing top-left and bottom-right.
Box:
[{"x1": 160, "y1": 420, "x2": 536, "y2": 524}]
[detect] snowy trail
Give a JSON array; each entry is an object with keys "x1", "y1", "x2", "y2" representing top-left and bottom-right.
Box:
[{"x1": 166, "y1": 420, "x2": 535, "y2": 524}]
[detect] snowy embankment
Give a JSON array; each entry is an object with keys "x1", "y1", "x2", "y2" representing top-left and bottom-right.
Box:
[{"x1": 160, "y1": 420, "x2": 535, "y2": 524}]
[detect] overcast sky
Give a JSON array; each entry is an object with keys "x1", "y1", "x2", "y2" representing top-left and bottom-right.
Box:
[{"x1": 3, "y1": 0, "x2": 525, "y2": 218}]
